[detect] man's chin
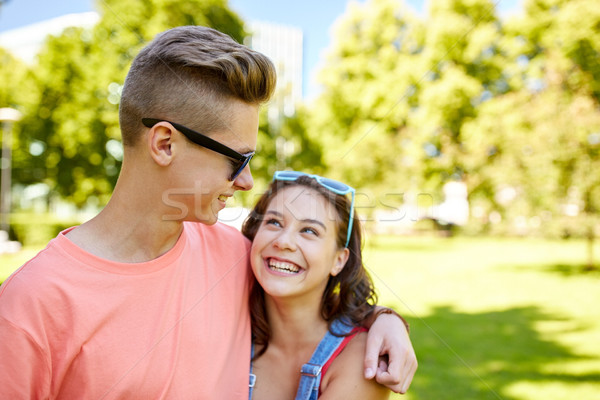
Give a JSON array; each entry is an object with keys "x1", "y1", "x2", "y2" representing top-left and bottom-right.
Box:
[{"x1": 200, "y1": 209, "x2": 220, "y2": 225}]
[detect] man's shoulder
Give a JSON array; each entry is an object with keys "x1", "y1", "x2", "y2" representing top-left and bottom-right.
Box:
[{"x1": 0, "y1": 239, "x2": 66, "y2": 319}]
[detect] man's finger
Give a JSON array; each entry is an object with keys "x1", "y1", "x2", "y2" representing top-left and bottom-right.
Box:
[
  {"x1": 376, "y1": 356, "x2": 417, "y2": 394},
  {"x1": 363, "y1": 329, "x2": 383, "y2": 379}
]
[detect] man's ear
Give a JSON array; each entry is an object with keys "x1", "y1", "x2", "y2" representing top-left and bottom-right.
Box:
[
  {"x1": 147, "y1": 122, "x2": 175, "y2": 166},
  {"x1": 331, "y1": 247, "x2": 350, "y2": 277}
]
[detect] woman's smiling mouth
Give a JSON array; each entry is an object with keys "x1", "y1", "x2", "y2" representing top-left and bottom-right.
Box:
[{"x1": 266, "y1": 258, "x2": 302, "y2": 275}]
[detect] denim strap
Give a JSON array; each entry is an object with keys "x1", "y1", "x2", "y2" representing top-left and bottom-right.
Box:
[
  {"x1": 249, "y1": 343, "x2": 256, "y2": 399},
  {"x1": 294, "y1": 318, "x2": 355, "y2": 400}
]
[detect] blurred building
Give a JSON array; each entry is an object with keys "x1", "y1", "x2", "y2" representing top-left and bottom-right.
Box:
[
  {"x1": 0, "y1": 12, "x2": 100, "y2": 63},
  {"x1": 245, "y1": 20, "x2": 304, "y2": 122}
]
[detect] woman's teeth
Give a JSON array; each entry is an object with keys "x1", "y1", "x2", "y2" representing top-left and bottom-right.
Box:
[
  {"x1": 268, "y1": 259, "x2": 300, "y2": 274},
  {"x1": 218, "y1": 195, "x2": 227, "y2": 202}
]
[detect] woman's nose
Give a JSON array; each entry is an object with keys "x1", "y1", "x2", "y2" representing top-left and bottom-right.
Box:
[{"x1": 272, "y1": 228, "x2": 297, "y2": 251}]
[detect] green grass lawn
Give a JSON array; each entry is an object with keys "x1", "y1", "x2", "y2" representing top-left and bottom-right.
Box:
[
  {"x1": 2, "y1": 236, "x2": 599, "y2": 399},
  {"x1": 362, "y1": 235, "x2": 600, "y2": 400}
]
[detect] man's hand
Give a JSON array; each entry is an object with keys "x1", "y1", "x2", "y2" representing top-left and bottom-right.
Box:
[{"x1": 364, "y1": 311, "x2": 417, "y2": 393}]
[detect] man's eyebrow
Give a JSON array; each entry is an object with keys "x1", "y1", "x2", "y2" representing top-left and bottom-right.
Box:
[
  {"x1": 238, "y1": 147, "x2": 255, "y2": 155},
  {"x1": 265, "y1": 210, "x2": 326, "y2": 230}
]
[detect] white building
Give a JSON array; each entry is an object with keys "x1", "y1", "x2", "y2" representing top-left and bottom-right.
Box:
[
  {"x1": 245, "y1": 20, "x2": 304, "y2": 121},
  {"x1": 0, "y1": 12, "x2": 100, "y2": 63}
]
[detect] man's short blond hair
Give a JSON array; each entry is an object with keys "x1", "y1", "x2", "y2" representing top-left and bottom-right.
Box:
[{"x1": 119, "y1": 26, "x2": 277, "y2": 146}]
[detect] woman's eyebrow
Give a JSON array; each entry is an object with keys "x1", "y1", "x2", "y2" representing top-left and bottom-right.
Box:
[
  {"x1": 301, "y1": 218, "x2": 327, "y2": 230},
  {"x1": 265, "y1": 210, "x2": 282, "y2": 217},
  {"x1": 264, "y1": 210, "x2": 327, "y2": 230}
]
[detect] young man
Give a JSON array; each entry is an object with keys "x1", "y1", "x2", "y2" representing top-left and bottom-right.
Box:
[{"x1": 0, "y1": 26, "x2": 416, "y2": 398}]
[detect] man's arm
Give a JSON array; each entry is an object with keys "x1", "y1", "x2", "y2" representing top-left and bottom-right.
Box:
[{"x1": 363, "y1": 306, "x2": 417, "y2": 394}]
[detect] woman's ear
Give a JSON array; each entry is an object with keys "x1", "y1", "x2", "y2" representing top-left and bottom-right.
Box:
[
  {"x1": 330, "y1": 247, "x2": 350, "y2": 277},
  {"x1": 147, "y1": 122, "x2": 175, "y2": 166}
]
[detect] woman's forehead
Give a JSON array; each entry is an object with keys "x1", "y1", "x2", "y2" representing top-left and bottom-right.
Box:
[{"x1": 267, "y1": 186, "x2": 338, "y2": 223}]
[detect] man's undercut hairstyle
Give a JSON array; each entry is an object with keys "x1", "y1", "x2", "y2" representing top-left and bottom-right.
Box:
[{"x1": 119, "y1": 25, "x2": 277, "y2": 146}]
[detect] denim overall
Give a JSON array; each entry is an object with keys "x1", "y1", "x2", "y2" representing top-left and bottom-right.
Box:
[{"x1": 249, "y1": 318, "x2": 355, "y2": 400}]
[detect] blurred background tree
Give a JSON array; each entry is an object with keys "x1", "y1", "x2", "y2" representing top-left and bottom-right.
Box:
[
  {"x1": 309, "y1": 0, "x2": 599, "y2": 266},
  {"x1": 462, "y1": 0, "x2": 600, "y2": 266},
  {"x1": 310, "y1": 0, "x2": 419, "y2": 193}
]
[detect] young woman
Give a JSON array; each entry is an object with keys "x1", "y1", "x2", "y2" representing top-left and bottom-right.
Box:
[{"x1": 242, "y1": 171, "x2": 391, "y2": 400}]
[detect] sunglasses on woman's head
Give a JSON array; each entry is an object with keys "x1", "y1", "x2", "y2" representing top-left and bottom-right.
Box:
[
  {"x1": 273, "y1": 170, "x2": 355, "y2": 248},
  {"x1": 142, "y1": 118, "x2": 254, "y2": 181}
]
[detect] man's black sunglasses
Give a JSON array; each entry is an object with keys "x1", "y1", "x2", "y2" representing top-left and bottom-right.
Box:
[{"x1": 142, "y1": 118, "x2": 254, "y2": 181}]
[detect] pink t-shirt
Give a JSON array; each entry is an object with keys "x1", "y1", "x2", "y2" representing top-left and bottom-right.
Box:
[{"x1": 0, "y1": 221, "x2": 253, "y2": 399}]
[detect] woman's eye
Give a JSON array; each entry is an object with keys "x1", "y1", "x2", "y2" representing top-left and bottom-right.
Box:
[
  {"x1": 265, "y1": 218, "x2": 281, "y2": 227},
  {"x1": 301, "y1": 227, "x2": 319, "y2": 236}
]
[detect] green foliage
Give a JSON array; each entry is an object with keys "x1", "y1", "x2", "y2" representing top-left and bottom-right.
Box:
[
  {"x1": 311, "y1": 0, "x2": 421, "y2": 195},
  {"x1": 9, "y1": 213, "x2": 82, "y2": 247},
  {"x1": 253, "y1": 106, "x2": 324, "y2": 183},
  {"x1": 310, "y1": 0, "x2": 599, "y2": 258},
  {"x1": 0, "y1": 48, "x2": 31, "y2": 110},
  {"x1": 311, "y1": 0, "x2": 507, "y2": 198},
  {"x1": 461, "y1": 0, "x2": 600, "y2": 267}
]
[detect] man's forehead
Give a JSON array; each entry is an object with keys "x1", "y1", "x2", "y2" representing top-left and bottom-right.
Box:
[{"x1": 211, "y1": 102, "x2": 259, "y2": 152}]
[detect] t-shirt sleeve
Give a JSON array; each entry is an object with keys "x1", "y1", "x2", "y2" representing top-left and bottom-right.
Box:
[{"x1": 0, "y1": 316, "x2": 51, "y2": 399}]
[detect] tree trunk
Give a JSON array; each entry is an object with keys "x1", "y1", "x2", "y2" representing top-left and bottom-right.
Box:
[{"x1": 585, "y1": 225, "x2": 596, "y2": 271}]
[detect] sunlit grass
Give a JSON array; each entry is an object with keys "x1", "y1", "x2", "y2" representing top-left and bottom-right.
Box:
[
  {"x1": 0, "y1": 247, "x2": 42, "y2": 283},
  {"x1": 363, "y1": 235, "x2": 600, "y2": 400}
]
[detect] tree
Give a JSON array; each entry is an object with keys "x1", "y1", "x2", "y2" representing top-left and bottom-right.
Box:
[
  {"x1": 311, "y1": 0, "x2": 505, "y2": 221},
  {"x1": 463, "y1": 0, "x2": 600, "y2": 267},
  {"x1": 311, "y1": 0, "x2": 421, "y2": 194},
  {"x1": 0, "y1": 47, "x2": 32, "y2": 111}
]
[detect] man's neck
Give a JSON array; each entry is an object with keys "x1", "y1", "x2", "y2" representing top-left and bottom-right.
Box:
[{"x1": 65, "y1": 191, "x2": 185, "y2": 263}]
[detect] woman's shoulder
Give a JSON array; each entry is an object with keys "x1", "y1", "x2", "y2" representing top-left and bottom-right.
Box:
[{"x1": 319, "y1": 330, "x2": 389, "y2": 400}]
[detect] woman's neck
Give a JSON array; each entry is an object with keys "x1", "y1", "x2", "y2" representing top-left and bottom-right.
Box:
[{"x1": 264, "y1": 295, "x2": 328, "y2": 353}]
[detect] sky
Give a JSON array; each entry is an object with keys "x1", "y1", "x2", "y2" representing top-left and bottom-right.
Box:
[{"x1": 0, "y1": 0, "x2": 521, "y2": 99}]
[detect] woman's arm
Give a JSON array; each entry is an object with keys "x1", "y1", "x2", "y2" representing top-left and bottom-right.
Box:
[{"x1": 319, "y1": 331, "x2": 390, "y2": 400}]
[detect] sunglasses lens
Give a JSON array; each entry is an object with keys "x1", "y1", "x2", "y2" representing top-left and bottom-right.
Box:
[
  {"x1": 319, "y1": 178, "x2": 349, "y2": 193},
  {"x1": 230, "y1": 154, "x2": 253, "y2": 180}
]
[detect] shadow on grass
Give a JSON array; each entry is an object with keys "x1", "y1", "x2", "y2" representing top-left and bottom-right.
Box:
[
  {"x1": 368, "y1": 237, "x2": 454, "y2": 253},
  {"x1": 508, "y1": 262, "x2": 600, "y2": 278},
  {"x1": 540, "y1": 263, "x2": 600, "y2": 277},
  {"x1": 406, "y1": 305, "x2": 600, "y2": 400}
]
